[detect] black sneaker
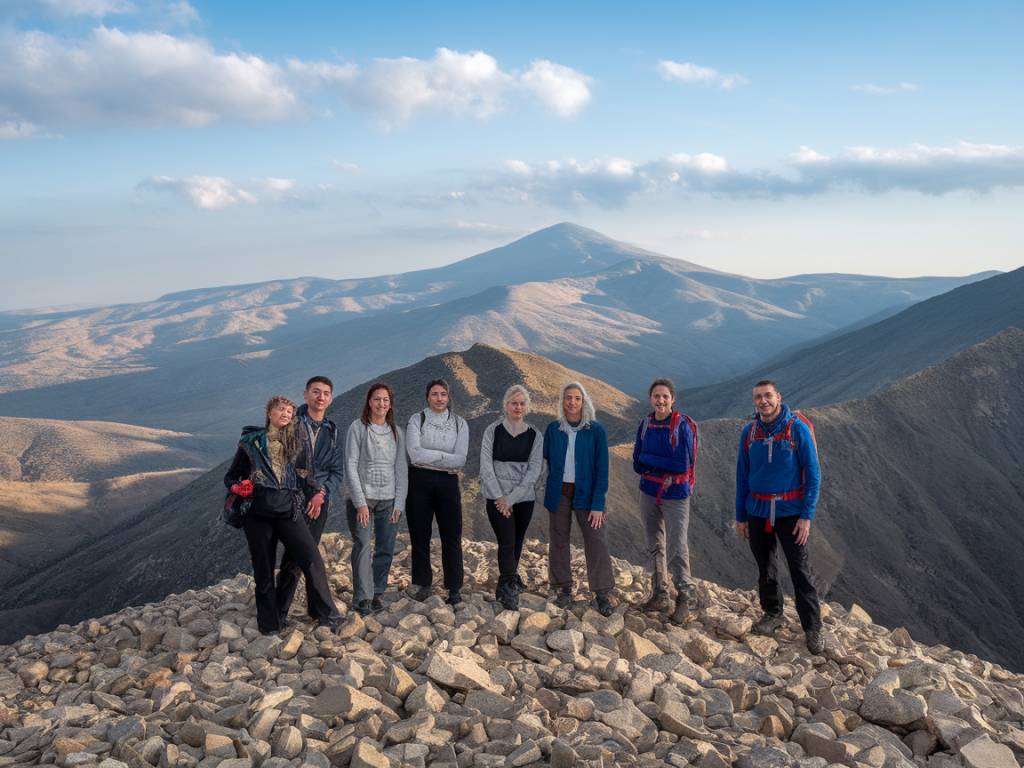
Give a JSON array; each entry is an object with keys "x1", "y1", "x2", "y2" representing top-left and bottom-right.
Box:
[
  {"x1": 405, "y1": 585, "x2": 431, "y2": 602},
  {"x1": 805, "y1": 628, "x2": 825, "y2": 655},
  {"x1": 553, "y1": 590, "x2": 573, "y2": 608},
  {"x1": 354, "y1": 600, "x2": 373, "y2": 617},
  {"x1": 752, "y1": 612, "x2": 785, "y2": 635},
  {"x1": 594, "y1": 593, "x2": 614, "y2": 617},
  {"x1": 446, "y1": 590, "x2": 462, "y2": 606},
  {"x1": 371, "y1": 596, "x2": 384, "y2": 613}
]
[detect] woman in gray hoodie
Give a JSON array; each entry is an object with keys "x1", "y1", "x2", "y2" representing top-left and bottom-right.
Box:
[
  {"x1": 344, "y1": 382, "x2": 408, "y2": 616},
  {"x1": 479, "y1": 384, "x2": 544, "y2": 610}
]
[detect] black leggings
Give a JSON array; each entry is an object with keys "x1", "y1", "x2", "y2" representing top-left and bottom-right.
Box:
[
  {"x1": 406, "y1": 467, "x2": 463, "y2": 592},
  {"x1": 486, "y1": 499, "x2": 534, "y2": 578},
  {"x1": 243, "y1": 512, "x2": 339, "y2": 633},
  {"x1": 276, "y1": 495, "x2": 330, "y2": 619}
]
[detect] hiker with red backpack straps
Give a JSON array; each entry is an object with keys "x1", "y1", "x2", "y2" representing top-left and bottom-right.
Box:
[
  {"x1": 632, "y1": 378, "x2": 699, "y2": 623},
  {"x1": 735, "y1": 380, "x2": 825, "y2": 655}
]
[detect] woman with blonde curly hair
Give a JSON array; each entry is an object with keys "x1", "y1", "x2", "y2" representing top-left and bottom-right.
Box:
[{"x1": 224, "y1": 395, "x2": 342, "y2": 635}]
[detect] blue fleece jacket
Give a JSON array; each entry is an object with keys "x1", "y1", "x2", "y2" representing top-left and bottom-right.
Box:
[
  {"x1": 735, "y1": 404, "x2": 821, "y2": 522},
  {"x1": 542, "y1": 420, "x2": 609, "y2": 513},
  {"x1": 632, "y1": 412, "x2": 695, "y2": 500}
]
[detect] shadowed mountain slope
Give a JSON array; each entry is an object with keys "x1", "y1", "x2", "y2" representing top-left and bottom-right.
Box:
[
  {"x1": 683, "y1": 328, "x2": 1024, "y2": 670},
  {"x1": 2, "y1": 334, "x2": 1021, "y2": 670},
  {"x1": 0, "y1": 417, "x2": 216, "y2": 588},
  {"x1": 686, "y1": 266, "x2": 1024, "y2": 419}
]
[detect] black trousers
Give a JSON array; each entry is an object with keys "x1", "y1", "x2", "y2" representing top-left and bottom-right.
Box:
[
  {"x1": 486, "y1": 499, "x2": 534, "y2": 578},
  {"x1": 276, "y1": 494, "x2": 330, "y2": 618},
  {"x1": 406, "y1": 467, "x2": 463, "y2": 592},
  {"x1": 243, "y1": 512, "x2": 339, "y2": 633},
  {"x1": 748, "y1": 516, "x2": 821, "y2": 632}
]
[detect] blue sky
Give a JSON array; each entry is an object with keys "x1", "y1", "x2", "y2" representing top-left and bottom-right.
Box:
[{"x1": 1, "y1": 1, "x2": 1022, "y2": 310}]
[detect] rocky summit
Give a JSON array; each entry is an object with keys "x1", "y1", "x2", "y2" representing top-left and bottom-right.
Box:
[{"x1": 2, "y1": 535, "x2": 1022, "y2": 768}]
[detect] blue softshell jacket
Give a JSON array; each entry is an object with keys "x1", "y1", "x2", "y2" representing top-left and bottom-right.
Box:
[
  {"x1": 735, "y1": 404, "x2": 821, "y2": 522},
  {"x1": 632, "y1": 412, "x2": 696, "y2": 500},
  {"x1": 542, "y1": 420, "x2": 609, "y2": 513}
]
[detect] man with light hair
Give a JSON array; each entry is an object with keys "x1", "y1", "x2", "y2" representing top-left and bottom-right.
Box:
[{"x1": 541, "y1": 381, "x2": 615, "y2": 616}]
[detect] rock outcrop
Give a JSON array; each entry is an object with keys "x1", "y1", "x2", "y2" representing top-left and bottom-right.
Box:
[{"x1": 1, "y1": 533, "x2": 1021, "y2": 768}]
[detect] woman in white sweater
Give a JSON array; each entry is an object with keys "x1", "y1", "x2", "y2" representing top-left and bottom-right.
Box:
[
  {"x1": 479, "y1": 384, "x2": 544, "y2": 610},
  {"x1": 405, "y1": 378, "x2": 469, "y2": 605},
  {"x1": 344, "y1": 382, "x2": 407, "y2": 616}
]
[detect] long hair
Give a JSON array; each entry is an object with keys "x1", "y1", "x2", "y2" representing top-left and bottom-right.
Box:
[
  {"x1": 557, "y1": 380, "x2": 596, "y2": 432},
  {"x1": 264, "y1": 395, "x2": 302, "y2": 462},
  {"x1": 361, "y1": 381, "x2": 397, "y2": 438}
]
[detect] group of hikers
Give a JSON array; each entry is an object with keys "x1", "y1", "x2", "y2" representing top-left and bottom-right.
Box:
[{"x1": 224, "y1": 372, "x2": 826, "y2": 656}]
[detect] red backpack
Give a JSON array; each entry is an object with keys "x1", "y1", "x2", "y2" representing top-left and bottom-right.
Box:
[{"x1": 640, "y1": 411, "x2": 699, "y2": 502}]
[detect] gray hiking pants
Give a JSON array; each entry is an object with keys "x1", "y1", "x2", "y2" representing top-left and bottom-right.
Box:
[{"x1": 639, "y1": 491, "x2": 694, "y2": 599}]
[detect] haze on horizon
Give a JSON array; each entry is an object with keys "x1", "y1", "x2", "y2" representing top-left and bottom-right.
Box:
[{"x1": 1, "y1": 1, "x2": 1022, "y2": 311}]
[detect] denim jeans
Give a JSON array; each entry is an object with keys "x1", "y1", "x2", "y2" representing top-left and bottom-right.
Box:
[{"x1": 346, "y1": 498, "x2": 398, "y2": 603}]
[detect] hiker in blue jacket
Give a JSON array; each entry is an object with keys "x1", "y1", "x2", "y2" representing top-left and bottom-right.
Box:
[
  {"x1": 633, "y1": 378, "x2": 698, "y2": 623},
  {"x1": 543, "y1": 381, "x2": 615, "y2": 617},
  {"x1": 735, "y1": 379, "x2": 824, "y2": 655}
]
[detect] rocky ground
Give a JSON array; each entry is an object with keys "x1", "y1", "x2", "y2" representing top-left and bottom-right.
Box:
[{"x1": 1, "y1": 534, "x2": 1022, "y2": 768}]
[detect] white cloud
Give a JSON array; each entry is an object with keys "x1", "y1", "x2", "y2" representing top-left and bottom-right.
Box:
[
  {"x1": 519, "y1": 60, "x2": 592, "y2": 117},
  {"x1": 142, "y1": 176, "x2": 257, "y2": 210},
  {"x1": 489, "y1": 141, "x2": 1024, "y2": 208},
  {"x1": 790, "y1": 146, "x2": 830, "y2": 164},
  {"x1": 262, "y1": 177, "x2": 295, "y2": 192},
  {"x1": 320, "y1": 48, "x2": 592, "y2": 123},
  {"x1": 332, "y1": 160, "x2": 360, "y2": 172},
  {"x1": 658, "y1": 59, "x2": 748, "y2": 89},
  {"x1": 23, "y1": 0, "x2": 135, "y2": 16},
  {"x1": 800, "y1": 141, "x2": 1024, "y2": 194},
  {"x1": 852, "y1": 81, "x2": 920, "y2": 95},
  {"x1": 0, "y1": 120, "x2": 42, "y2": 140},
  {"x1": 165, "y1": 0, "x2": 198, "y2": 26},
  {"x1": 0, "y1": 31, "x2": 591, "y2": 132},
  {"x1": 0, "y1": 27, "x2": 297, "y2": 128}
]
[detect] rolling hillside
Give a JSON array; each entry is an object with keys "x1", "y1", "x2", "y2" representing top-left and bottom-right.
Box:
[{"x1": 0, "y1": 417, "x2": 215, "y2": 587}]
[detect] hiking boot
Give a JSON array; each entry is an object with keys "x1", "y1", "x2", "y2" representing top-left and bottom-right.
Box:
[
  {"x1": 446, "y1": 590, "x2": 463, "y2": 606},
  {"x1": 640, "y1": 590, "x2": 672, "y2": 613},
  {"x1": 515, "y1": 573, "x2": 526, "y2": 590},
  {"x1": 805, "y1": 628, "x2": 825, "y2": 655},
  {"x1": 354, "y1": 600, "x2": 373, "y2": 617},
  {"x1": 371, "y1": 596, "x2": 384, "y2": 614},
  {"x1": 553, "y1": 589, "x2": 573, "y2": 608},
  {"x1": 405, "y1": 585, "x2": 431, "y2": 602},
  {"x1": 752, "y1": 612, "x2": 785, "y2": 636},
  {"x1": 671, "y1": 595, "x2": 693, "y2": 624},
  {"x1": 496, "y1": 577, "x2": 519, "y2": 611},
  {"x1": 594, "y1": 593, "x2": 614, "y2": 617}
]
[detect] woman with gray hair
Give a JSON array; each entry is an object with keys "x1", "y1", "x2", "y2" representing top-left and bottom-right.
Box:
[
  {"x1": 479, "y1": 384, "x2": 544, "y2": 610},
  {"x1": 542, "y1": 381, "x2": 615, "y2": 616}
]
